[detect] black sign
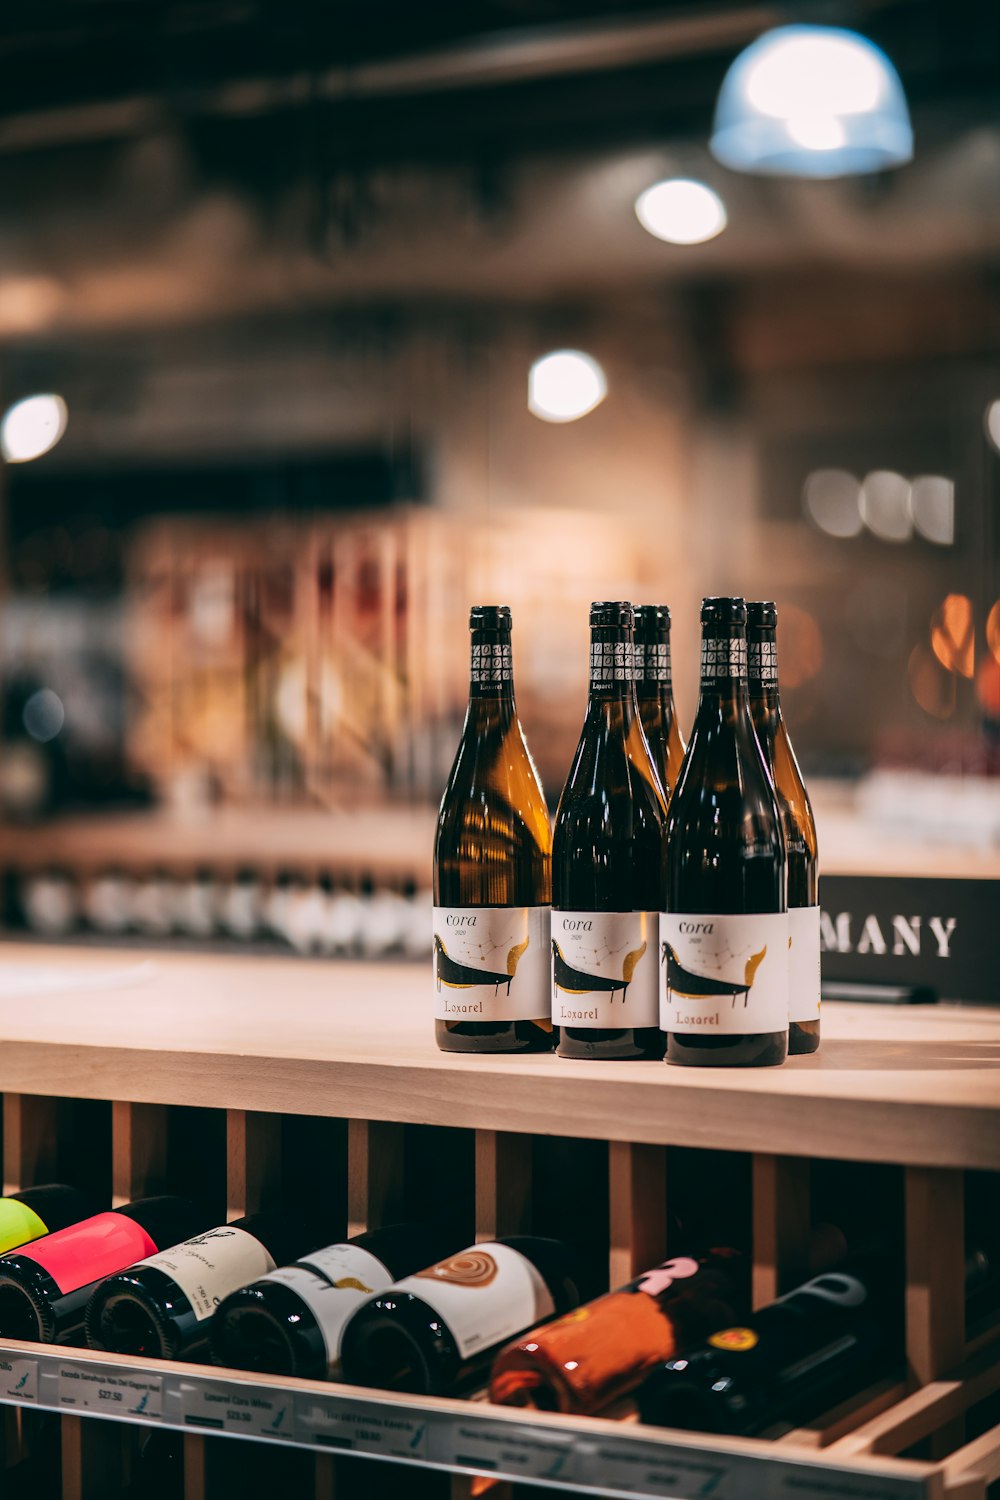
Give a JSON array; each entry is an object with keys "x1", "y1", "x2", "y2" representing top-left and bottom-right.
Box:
[{"x1": 819, "y1": 874, "x2": 999, "y2": 1005}]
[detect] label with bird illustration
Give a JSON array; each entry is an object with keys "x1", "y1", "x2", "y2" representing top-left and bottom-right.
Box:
[
  {"x1": 551, "y1": 910, "x2": 658, "y2": 1028},
  {"x1": 262, "y1": 1245, "x2": 395, "y2": 1373},
  {"x1": 659, "y1": 911, "x2": 789, "y2": 1034},
  {"x1": 432, "y1": 906, "x2": 550, "y2": 1020}
]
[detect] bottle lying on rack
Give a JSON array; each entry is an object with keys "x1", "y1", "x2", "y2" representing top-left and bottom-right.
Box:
[
  {"x1": 661, "y1": 597, "x2": 788, "y2": 1068},
  {"x1": 0, "y1": 1196, "x2": 205, "y2": 1344},
  {"x1": 552, "y1": 602, "x2": 667, "y2": 1061},
  {"x1": 0, "y1": 1185, "x2": 94, "y2": 1254},
  {"x1": 748, "y1": 602, "x2": 820, "y2": 1056},
  {"x1": 637, "y1": 1261, "x2": 892, "y2": 1435},
  {"x1": 211, "y1": 1223, "x2": 444, "y2": 1378},
  {"x1": 434, "y1": 605, "x2": 553, "y2": 1055},
  {"x1": 339, "y1": 1238, "x2": 580, "y2": 1395},
  {"x1": 87, "y1": 1212, "x2": 311, "y2": 1361},
  {"x1": 489, "y1": 1249, "x2": 743, "y2": 1414},
  {"x1": 633, "y1": 605, "x2": 686, "y2": 800}
]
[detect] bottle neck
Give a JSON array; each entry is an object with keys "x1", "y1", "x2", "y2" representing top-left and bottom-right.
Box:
[
  {"x1": 634, "y1": 633, "x2": 674, "y2": 706},
  {"x1": 696, "y1": 627, "x2": 749, "y2": 713},
  {"x1": 747, "y1": 627, "x2": 781, "y2": 722},
  {"x1": 468, "y1": 628, "x2": 515, "y2": 709},
  {"x1": 587, "y1": 627, "x2": 637, "y2": 713}
]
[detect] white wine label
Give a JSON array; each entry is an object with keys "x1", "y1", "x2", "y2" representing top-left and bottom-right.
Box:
[
  {"x1": 265, "y1": 1258, "x2": 393, "y2": 1374},
  {"x1": 700, "y1": 638, "x2": 747, "y2": 681},
  {"x1": 635, "y1": 641, "x2": 672, "y2": 685},
  {"x1": 433, "y1": 906, "x2": 550, "y2": 1022},
  {"x1": 589, "y1": 641, "x2": 636, "y2": 685},
  {"x1": 660, "y1": 911, "x2": 789, "y2": 1035},
  {"x1": 394, "y1": 1243, "x2": 554, "y2": 1361},
  {"x1": 134, "y1": 1226, "x2": 276, "y2": 1322},
  {"x1": 552, "y1": 911, "x2": 658, "y2": 1029},
  {"x1": 748, "y1": 639, "x2": 778, "y2": 684},
  {"x1": 789, "y1": 904, "x2": 821, "y2": 1022}
]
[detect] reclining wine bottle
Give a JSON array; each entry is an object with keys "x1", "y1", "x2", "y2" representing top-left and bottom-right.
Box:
[
  {"x1": 661, "y1": 597, "x2": 788, "y2": 1067},
  {"x1": 211, "y1": 1223, "x2": 443, "y2": 1378},
  {"x1": 489, "y1": 1248, "x2": 743, "y2": 1414},
  {"x1": 633, "y1": 605, "x2": 686, "y2": 800},
  {"x1": 748, "y1": 602, "x2": 820, "y2": 1056},
  {"x1": 637, "y1": 1262, "x2": 891, "y2": 1435},
  {"x1": 0, "y1": 1197, "x2": 205, "y2": 1344},
  {"x1": 434, "y1": 606, "x2": 553, "y2": 1054},
  {"x1": 0, "y1": 1186, "x2": 93, "y2": 1254},
  {"x1": 552, "y1": 602, "x2": 667, "y2": 1060},
  {"x1": 87, "y1": 1211, "x2": 311, "y2": 1360},
  {"x1": 339, "y1": 1238, "x2": 579, "y2": 1395}
]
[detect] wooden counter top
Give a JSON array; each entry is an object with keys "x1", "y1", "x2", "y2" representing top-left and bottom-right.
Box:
[{"x1": 0, "y1": 943, "x2": 996, "y2": 1170}]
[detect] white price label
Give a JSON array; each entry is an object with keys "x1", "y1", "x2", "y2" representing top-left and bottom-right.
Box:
[
  {"x1": 57, "y1": 1364, "x2": 161, "y2": 1418},
  {"x1": 179, "y1": 1380, "x2": 293, "y2": 1440},
  {"x1": 296, "y1": 1396, "x2": 428, "y2": 1459},
  {"x1": 580, "y1": 1438, "x2": 729, "y2": 1498},
  {"x1": 0, "y1": 1357, "x2": 37, "y2": 1403},
  {"x1": 428, "y1": 1418, "x2": 576, "y2": 1483}
]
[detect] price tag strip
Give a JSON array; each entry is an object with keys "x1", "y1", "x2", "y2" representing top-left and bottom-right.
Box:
[{"x1": 0, "y1": 1344, "x2": 935, "y2": 1500}]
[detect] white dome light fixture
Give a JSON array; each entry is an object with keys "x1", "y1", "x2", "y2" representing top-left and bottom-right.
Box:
[
  {"x1": 1, "y1": 393, "x2": 68, "y2": 463},
  {"x1": 528, "y1": 350, "x2": 607, "y2": 423},
  {"x1": 711, "y1": 24, "x2": 913, "y2": 178},
  {"x1": 635, "y1": 178, "x2": 728, "y2": 245}
]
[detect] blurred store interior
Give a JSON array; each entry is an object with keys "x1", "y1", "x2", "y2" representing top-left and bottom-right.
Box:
[{"x1": 0, "y1": 0, "x2": 998, "y2": 952}]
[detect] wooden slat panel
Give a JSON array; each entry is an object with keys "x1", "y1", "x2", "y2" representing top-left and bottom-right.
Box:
[
  {"x1": 752, "y1": 1154, "x2": 811, "y2": 1309},
  {"x1": 905, "y1": 1167, "x2": 966, "y2": 1384},
  {"x1": 828, "y1": 1339, "x2": 1000, "y2": 1459},
  {"x1": 347, "y1": 1119, "x2": 406, "y2": 1237},
  {"x1": 943, "y1": 1419, "x2": 1000, "y2": 1489},
  {"x1": 475, "y1": 1130, "x2": 531, "y2": 1241},
  {"x1": 608, "y1": 1141, "x2": 668, "y2": 1288},
  {"x1": 3, "y1": 1094, "x2": 63, "y2": 1194},
  {"x1": 61, "y1": 1414, "x2": 124, "y2": 1500},
  {"x1": 227, "y1": 1109, "x2": 283, "y2": 1218},
  {"x1": 777, "y1": 1377, "x2": 907, "y2": 1449},
  {"x1": 111, "y1": 1100, "x2": 168, "y2": 1206}
]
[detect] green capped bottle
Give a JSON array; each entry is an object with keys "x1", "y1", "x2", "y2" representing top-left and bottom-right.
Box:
[
  {"x1": 661, "y1": 597, "x2": 788, "y2": 1067},
  {"x1": 552, "y1": 602, "x2": 667, "y2": 1061},
  {"x1": 433, "y1": 606, "x2": 553, "y2": 1054}
]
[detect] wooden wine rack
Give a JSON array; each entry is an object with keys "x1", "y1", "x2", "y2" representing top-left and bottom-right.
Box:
[{"x1": 0, "y1": 942, "x2": 996, "y2": 1500}]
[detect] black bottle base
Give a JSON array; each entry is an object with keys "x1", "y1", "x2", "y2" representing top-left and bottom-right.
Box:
[
  {"x1": 789, "y1": 1020, "x2": 820, "y2": 1055},
  {"x1": 557, "y1": 1026, "x2": 664, "y2": 1061},
  {"x1": 666, "y1": 1031, "x2": 787, "y2": 1068},
  {"x1": 435, "y1": 1019, "x2": 555, "y2": 1054}
]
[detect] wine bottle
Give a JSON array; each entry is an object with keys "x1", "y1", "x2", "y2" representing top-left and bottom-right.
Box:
[
  {"x1": 489, "y1": 1249, "x2": 743, "y2": 1415},
  {"x1": 0, "y1": 1186, "x2": 94, "y2": 1255},
  {"x1": 661, "y1": 597, "x2": 788, "y2": 1067},
  {"x1": 0, "y1": 1197, "x2": 205, "y2": 1344},
  {"x1": 86, "y1": 1212, "x2": 310, "y2": 1361},
  {"x1": 552, "y1": 602, "x2": 667, "y2": 1061},
  {"x1": 637, "y1": 1263, "x2": 891, "y2": 1435},
  {"x1": 211, "y1": 1223, "x2": 443, "y2": 1378},
  {"x1": 748, "y1": 602, "x2": 820, "y2": 1056},
  {"x1": 633, "y1": 605, "x2": 686, "y2": 800},
  {"x1": 434, "y1": 605, "x2": 552, "y2": 1054},
  {"x1": 339, "y1": 1238, "x2": 579, "y2": 1395}
]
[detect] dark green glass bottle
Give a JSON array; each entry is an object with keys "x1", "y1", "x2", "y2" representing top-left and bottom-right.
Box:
[
  {"x1": 434, "y1": 606, "x2": 553, "y2": 1054},
  {"x1": 748, "y1": 602, "x2": 820, "y2": 1056},
  {"x1": 552, "y1": 602, "x2": 666, "y2": 1061},
  {"x1": 633, "y1": 605, "x2": 686, "y2": 801},
  {"x1": 662, "y1": 597, "x2": 788, "y2": 1068}
]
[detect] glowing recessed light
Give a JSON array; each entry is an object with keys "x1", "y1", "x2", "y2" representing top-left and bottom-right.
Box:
[
  {"x1": 528, "y1": 350, "x2": 607, "y2": 423},
  {"x1": 635, "y1": 178, "x2": 728, "y2": 245},
  {"x1": 1, "y1": 393, "x2": 67, "y2": 463},
  {"x1": 711, "y1": 24, "x2": 913, "y2": 178}
]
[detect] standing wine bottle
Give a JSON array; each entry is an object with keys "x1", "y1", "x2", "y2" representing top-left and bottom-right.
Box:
[
  {"x1": 339, "y1": 1238, "x2": 579, "y2": 1395},
  {"x1": 489, "y1": 1249, "x2": 743, "y2": 1415},
  {"x1": 634, "y1": 605, "x2": 686, "y2": 800},
  {"x1": 433, "y1": 606, "x2": 552, "y2": 1054},
  {"x1": 637, "y1": 1263, "x2": 890, "y2": 1435},
  {"x1": 211, "y1": 1223, "x2": 444, "y2": 1378},
  {"x1": 0, "y1": 1197, "x2": 205, "y2": 1344},
  {"x1": 661, "y1": 597, "x2": 788, "y2": 1067},
  {"x1": 748, "y1": 602, "x2": 820, "y2": 1055},
  {"x1": 0, "y1": 1186, "x2": 94, "y2": 1254},
  {"x1": 87, "y1": 1212, "x2": 310, "y2": 1360},
  {"x1": 552, "y1": 602, "x2": 667, "y2": 1061}
]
